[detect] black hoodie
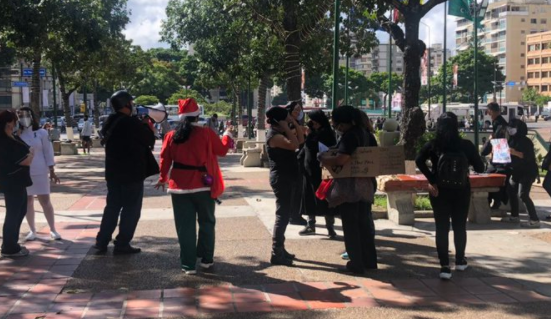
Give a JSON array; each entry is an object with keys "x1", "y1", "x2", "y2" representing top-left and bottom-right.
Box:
[{"x1": 508, "y1": 119, "x2": 538, "y2": 182}]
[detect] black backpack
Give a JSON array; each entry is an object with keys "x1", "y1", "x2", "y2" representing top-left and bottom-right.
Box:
[{"x1": 436, "y1": 149, "x2": 470, "y2": 189}]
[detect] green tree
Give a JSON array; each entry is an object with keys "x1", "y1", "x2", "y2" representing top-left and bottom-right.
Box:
[
  {"x1": 368, "y1": 72, "x2": 403, "y2": 107},
  {"x1": 134, "y1": 95, "x2": 160, "y2": 105},
  {"x1": 167, "y1": 89, "x2": 207, "y2": 105},
  {"x1": 523, "y1": 87, "x2": 551, "y2": 107},
  {"x1": 434, "y1": 48, "x2": 505, "y2": 103},
  {"x1": 204, "y1": 101, "x2": 232, "y2": 118}
]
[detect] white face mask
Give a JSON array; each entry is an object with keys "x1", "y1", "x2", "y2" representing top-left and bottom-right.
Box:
[
  {"x1": 297, "y1": 110, "x2": 304, "y2": 121},
  {"x1": 19, "y1": 118, "x2": 32, "y2": 128}
]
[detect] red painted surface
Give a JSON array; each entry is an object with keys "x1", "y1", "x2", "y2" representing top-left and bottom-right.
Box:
[{"x1": 381, "y1": 174, "x2": 506, "y2": 192}]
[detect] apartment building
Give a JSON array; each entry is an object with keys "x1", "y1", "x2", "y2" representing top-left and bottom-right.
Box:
[
  {"x1": 526, "y1": 30, "x2": 551, "y2": 96},
  {"x1": 428, "y1": 43, "x2": 452, "y2": 76},
  {"x1": 340, "y1": 43, "x2": 404, "y2": 77},
  {"x1": 455, "y1": 0, "x2": 551, "y2": 102}
]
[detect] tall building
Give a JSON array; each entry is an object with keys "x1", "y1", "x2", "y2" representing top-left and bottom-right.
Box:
[
  {"x1": 428, "y1": 43, "x2": 452, "y2": 76},
  {"x1": 340, "y1": 43, "x2": 404, "y2": 77},
  {"x1": 455, "y1": 0, "x2": 551, "y2": 103},
  {"x1": 526, "y1": 30, "x2": 551, "y2": 97}
]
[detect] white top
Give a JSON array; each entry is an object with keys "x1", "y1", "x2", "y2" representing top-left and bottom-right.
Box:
[
  {"x1": 82, "y1": 120, "x2": 93, "y2": 136},
  {"x1": 19, "y1": 128, "x2": 55, "y2": 176}
]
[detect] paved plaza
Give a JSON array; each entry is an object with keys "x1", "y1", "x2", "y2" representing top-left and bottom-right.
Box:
[{"x1": 1, "y1": 146, "x2": 551, "y2": 318}]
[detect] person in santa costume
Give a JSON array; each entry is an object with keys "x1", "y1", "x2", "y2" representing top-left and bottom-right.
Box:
[{"x1": 155, "y1": 98, "x2": 230, "y2": 274}]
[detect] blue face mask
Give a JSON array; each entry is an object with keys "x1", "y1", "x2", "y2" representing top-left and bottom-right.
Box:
[{"x1": 297, "y1": 110, "x2": 304, "y2": 121}]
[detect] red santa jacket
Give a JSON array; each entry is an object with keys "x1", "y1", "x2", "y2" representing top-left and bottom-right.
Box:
[{"x1": 159, "y1": 126, "x2": 229, "y2": 197}]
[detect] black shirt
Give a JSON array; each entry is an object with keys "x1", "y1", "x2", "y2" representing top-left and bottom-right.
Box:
[
  {"x1": 481, "y1": 115, "x2": 509, "y2": 159},
  {"x1": 101, "y1": 113, "x2": 156, "y2": 183},
  {"x1": 416, "y1": 139, "x2": 485, "y2": 186},
  {"x1": 0, "y1": 135, "x2": 32, "y2": 191},
  {"x1": 337, "y1": 126, "x2": 370, "y2": 155},
  {"x1": 266, "y1": 129, "x2": 299, "y2": 178}
]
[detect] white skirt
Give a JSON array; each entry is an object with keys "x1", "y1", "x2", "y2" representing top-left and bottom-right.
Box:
[{"x1": 27, "y1": 174, "x2": 51, "y2": 196}]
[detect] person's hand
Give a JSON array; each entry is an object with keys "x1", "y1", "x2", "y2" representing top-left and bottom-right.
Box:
[
  {"x1": 154, "y1": 181, "x2": 166, "y2": 191},
  {"x1": 428, "y1": 184, "x2": 439, "y2": 197},
  {"x1": 287, "y1": 114, "x2": 298, "y2": 125},
  {"x1": 277, "y1": 119, "x2": 289, "y2": 128},
  {"x1": 50, "y1": 170, "x2": 61, "y2": 184},
  {"x1": 510, "y1": 148, "x2": 523, "y2": 158}
]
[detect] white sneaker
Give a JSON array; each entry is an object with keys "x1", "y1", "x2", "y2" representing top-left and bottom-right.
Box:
[
  {"x1": 500, "y1": 216, "x2": 520, "y2": 223},
  {"x1": 50, "y1": 231, "x2": 62, "y2": 240},
  {"x1": 439, "y1": 266, "x2": 452, "y2": 280},
  {"x1": 182, "y1": 269, "x2": 197, "y2": 275},
  {"x1": 200, "y1": 261, "x2": 214, "y2": 269},
  {"x1": 25, "y1": 231, "x2": 37, "y2": 241}
]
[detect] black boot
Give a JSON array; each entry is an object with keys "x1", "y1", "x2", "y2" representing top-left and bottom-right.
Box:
[
  {"x1": 283, "y1": 248, "x2": 295, "y2": 260},
  {"x1": 271, "y1": 248, "x2": 293, "y2": 266}
]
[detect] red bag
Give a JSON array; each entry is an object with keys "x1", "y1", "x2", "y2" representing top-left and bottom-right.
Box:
[{"x1": 315, "y1": 179, "x2": 334, "y2": 200}]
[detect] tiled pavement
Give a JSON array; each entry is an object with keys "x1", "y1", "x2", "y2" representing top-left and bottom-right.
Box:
[{"x1": 1, "y1": 223, "x2": 550, "y2": 318}]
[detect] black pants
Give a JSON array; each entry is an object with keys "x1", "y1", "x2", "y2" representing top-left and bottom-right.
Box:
[
  {"x1": 508, "y1": 177, "x2": 538, "y2": 221},
  {"x1": 543, "y1": 171, "x2": 551, "y2": 198},
  {"x1": 289, "y1": 176, "x2": 303, "y2": 222},
  {"x1": 487, "y1": 165, "x2": 510, "y2": 208},
  {"x1": 430, "y1": 189, "x2": 470, "y2": 266},
  {"x1": 2, "y1": 188, "x2": 28, "y2": 254},
  {"x1": 96, "y1": 181, "x2": 144, "y2": 248},
  {"x1": 339, "y1": 201, "x2": 377, "y2": 271},
  {"x1": 307, "y1": 215, "x2": 335, "y2": 230},
  {"x1": 271, "y1": 175, "x2": 295, "y2": 250}
]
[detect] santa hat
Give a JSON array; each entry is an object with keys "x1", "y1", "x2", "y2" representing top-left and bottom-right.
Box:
[{"x1": 178, "y1": 98, "x2": 201, "y2": 120}]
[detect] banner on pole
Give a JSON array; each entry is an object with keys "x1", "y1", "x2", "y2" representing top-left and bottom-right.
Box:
[
  {"x1": 453, "y1": 64, "x2": 459, "y2": 89},
  {"x1": 42, "y1": 90, "x2": 49, "y2": 108},
  {"x1": 448, "y1": 0, "x2": 473, "y2": 20},
  {"x1": 22, "y1": 87, "x2": 30, "y2": 104}
]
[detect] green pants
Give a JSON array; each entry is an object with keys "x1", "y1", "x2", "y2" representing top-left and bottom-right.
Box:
[{"x1": 171, "y1": 191, "x2": 216, "y2": 271}]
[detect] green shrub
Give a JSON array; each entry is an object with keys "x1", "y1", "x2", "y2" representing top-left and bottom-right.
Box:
[
  {"x1": 374, "y1": 195, "x2": 387, "y2": 208},
  {"x1": 414, "y1": 195, "x2": 432, "y2": 210}
]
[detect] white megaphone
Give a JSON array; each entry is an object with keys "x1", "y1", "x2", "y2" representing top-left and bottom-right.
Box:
[{"x1": 137, "y1": 103, "x2": 168, "y2": 123}]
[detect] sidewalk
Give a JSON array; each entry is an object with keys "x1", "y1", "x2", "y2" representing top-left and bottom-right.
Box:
[{"x1": 1, "y1": 148, "x2": 551, "y2": 318}]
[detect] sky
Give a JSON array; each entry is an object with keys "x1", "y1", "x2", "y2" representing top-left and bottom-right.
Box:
[{"x1": 123, "y1": 0, "x2": 458, "y2": 53}]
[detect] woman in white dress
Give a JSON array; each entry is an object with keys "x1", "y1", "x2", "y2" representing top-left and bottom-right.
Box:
[{"x1": 17, "y1": 107, "x2": 61, "y2": 240}]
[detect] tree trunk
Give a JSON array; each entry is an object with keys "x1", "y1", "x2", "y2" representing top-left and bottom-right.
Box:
[
  {"x1": 93, "y1": 81, "x2": 100, "y2": 128},
  {"x1": 400, "y1": 13, "x2": 426, "y2": 160},
  {"x1": 237, "y1": 89, "x2": 243, "y2": 126},
  {"x1": 257, "y1": 73, "x2": 269, "y2": 130},
  {"x1": 230, "y1": 82, "x2": 237, "y2": 125},
  {"x1": 30, "y1": 49, "x2": 42, "y2": 116},
  {"x1": 283, "y1": 2, "x2": 302, "y2": 102}
]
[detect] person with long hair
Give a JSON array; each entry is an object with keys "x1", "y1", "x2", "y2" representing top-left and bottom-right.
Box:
[
  {"x1": 416, "y1": 112, "x2": 484, "y2": 280},
  {"x1": 17, "y1": 107, "x2": 61, "y2": 241},
  {"x1": 155, "y1": 98, "x2": 230, "y2": 274},
  {"x1": 319, "y1": 105, "x2": 377, "y2": 274},
  {"x1": 298, "y1": 110, "x2": 337, "y2": 237},
  {"x1": 266, "y1": 106, "x2": 304, "y2": 266},
  {"x1": 0, "y1": 110, "x2": 34, "y2": 257}
]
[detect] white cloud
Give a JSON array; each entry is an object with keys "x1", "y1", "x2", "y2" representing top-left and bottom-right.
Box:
[{"x1": 122, "y1": 0, "x2": 170, "y2": 49}]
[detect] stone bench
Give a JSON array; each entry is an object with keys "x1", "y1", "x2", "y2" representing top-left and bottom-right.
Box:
[
  {"x1": 240, "y1": 141, "x2": 265, "y2": 167},
  {"x1": 378, "y1": 174, "x2": 507, "y2": 225}
]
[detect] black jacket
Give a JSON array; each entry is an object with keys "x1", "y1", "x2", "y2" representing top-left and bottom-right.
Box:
[
  {"x1": 101, "y1": 113, "x2": 156, "y2": 183},
  {"x1": 508, "y1": 121, "x2": 538, "y2": 182},
  {"x1": 481, "y1": 115, "x2": 508, "y2": 158},
  {"x1": 0, "y1": 135, "x2": 32, "y2": 191}
]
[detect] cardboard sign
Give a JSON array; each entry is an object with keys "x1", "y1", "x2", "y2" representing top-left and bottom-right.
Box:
[
  {"x1": 490, "y1": 138, "x2": 511, "y2": 164},
  {"x1": 322, "y1": 145, "x2": 406, "y2": 179}
]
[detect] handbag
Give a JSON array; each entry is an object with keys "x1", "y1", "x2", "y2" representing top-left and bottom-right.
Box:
[{"x1": 326, "y1": 177, "x2": 374, "y2": 208}]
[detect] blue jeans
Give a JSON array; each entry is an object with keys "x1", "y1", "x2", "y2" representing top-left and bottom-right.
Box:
[{"x1": 96, "y1": 181, "x2": 144, "y2": 247}]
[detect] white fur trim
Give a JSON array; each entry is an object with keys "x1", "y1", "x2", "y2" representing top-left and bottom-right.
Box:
[
  {"x1": 178, "y1": 110, "x2": 201, "y2": 120},
  {"x1": 167, "y1": 187, "x2": 210, "y2": 194}
]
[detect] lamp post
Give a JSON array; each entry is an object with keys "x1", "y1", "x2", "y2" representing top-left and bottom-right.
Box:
[
  {"x1": 421, "y1": 21, "x2": 431, "y2": 120},
  {"x1": 331, "y1": 0, "x2": 341, "y2": 110},
  {"x1": 443, "y1": 1, "x2": 448, "y2": 112},
  {"x1": 472, "y1": 0, "x2": 489, "y2": 148}
]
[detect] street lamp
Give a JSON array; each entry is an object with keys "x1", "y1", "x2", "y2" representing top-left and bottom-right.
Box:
[
  {"x1": 472, "y1": 0, "x2": 489, "y2": 148},
  {"x1": 420, "y1": 21, "x2": 431, "y2": 120},
  {"x1": 331, "y1": 0, "x2": 341, "y2": 110}
]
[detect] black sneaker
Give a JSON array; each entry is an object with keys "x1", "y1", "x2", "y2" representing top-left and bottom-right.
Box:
[
  {"x1": 298, "y1": 226, "x2": 316, "y2": 236},
  {"x1": 439, "y1": 266, "x2": 452, "y2": 280},
  {"x1": 338, "y1": 264, "x2": 365, "y2": 275},
  {"x1": 270, "y1": 249, "x2": 293, "y2": 266},
  {"x1": 289, "y1": 217, "x2": 307, "y2": 226},
  {"x1": 283, "y1": 248, "x2": 295, "y2": 260},
  {"x1": 455, "y1": 258, "x2": 468, "y2": 271},
  {"x1": 92, "y1": 244, "x2": 108, "y2": 253},
  {"x1": 327, "y1": 228, "x2": 337, "y2": 239},
  {"x1": 114, "y1": 245, "x2": 141, "y2": 255}
]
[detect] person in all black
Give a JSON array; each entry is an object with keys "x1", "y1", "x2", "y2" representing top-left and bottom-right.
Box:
[
  {"x1": 416, "y1": 112, "x2": 484, "y2": 280},
  {"x1": 94, "y1": 91, "x2": 156, "y2": 254},
  {"x1": 285, "y1": 101, "x2": 308, "y2": 226},
  {"x1": 266, "y1": 106, "x2": 304, "y2": 266},
  {"x1": 298, "y1": 110, "x2": 337, "y2": 237},
  {"x1": 319, "y1": 106, "x2": 377, "y2": 274},
  {"x1": 0, "y1": 110, "x2": 34, "y2": 257},
  {"x1": 481, "y1": 102, "x2": 510, "y2": 210},
  {"x1": 502, "y1": 119, "x2": 540, "y2": 227}
]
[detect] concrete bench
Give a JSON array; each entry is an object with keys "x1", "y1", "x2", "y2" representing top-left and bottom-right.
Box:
[
  {"x1": 378, "y1": 174, "x2": 507, "y2": 225},
  {"x1": 240, "y1": 141, "x2": 265, "y2": 167}
]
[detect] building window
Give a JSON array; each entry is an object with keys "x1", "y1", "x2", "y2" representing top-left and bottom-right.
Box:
[
  {"x1": 521, "y1": 65, "x2": 525, "y2": 69},
  {"x1": 543, "y1": 71, "x2": 549, "y2": 78},
  {"x1": 542, "y1": 19, "x2": 547, "y2": 24},
  {"x1": 542, "y1": 85, "x2": 549, "y2": 92},
  {"x1": 535, "y1": 58, "x2": 541, "y2": 64},
  {"x1": 528, "y1": 58, "x2": 534, "y2": 65},
  {"x1": 543, "y1": 57, "x2": 550, "y2": 63},
  {"x1": 521, "y1": 42, "x2": 525, "y2": 46},
  {"x1": 543, "y1": 43, "x2": 550, "y2": 50},
  {"x1": 528, "y1": 72, "x2": 534, "y2": 78},
  {"x1": 535, "y1": 72, "x2": 540, "y2": 78},
  {"x1": 521, "y1": 30, "x2": 525, "y2": 34},
  {"x1": 521, "y1": 18, "x2": 525, "y2": 22},
  {"x1": 531, "y1": 18, "x2": 537, "y2": 24},
  {"x1": 521, "y1": 53, "x2": 525, "y2": 57},
  {"x1": 520, "y1": 76, "x2": 525, "y2": 80}
]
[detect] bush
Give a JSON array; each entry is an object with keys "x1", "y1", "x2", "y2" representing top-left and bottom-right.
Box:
[
  {"x1": 134, "y1": 95, "x2": 159, "y2": 105},
  {"x1": 414, "y1": 196, "x2": 432, "y2": 210},
  {"x1": 204, "y1": 101, "x2": 232, "y2": 118},
  {"x1": 167, "y1": 89, "x2": 207, "y2": 105}
]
